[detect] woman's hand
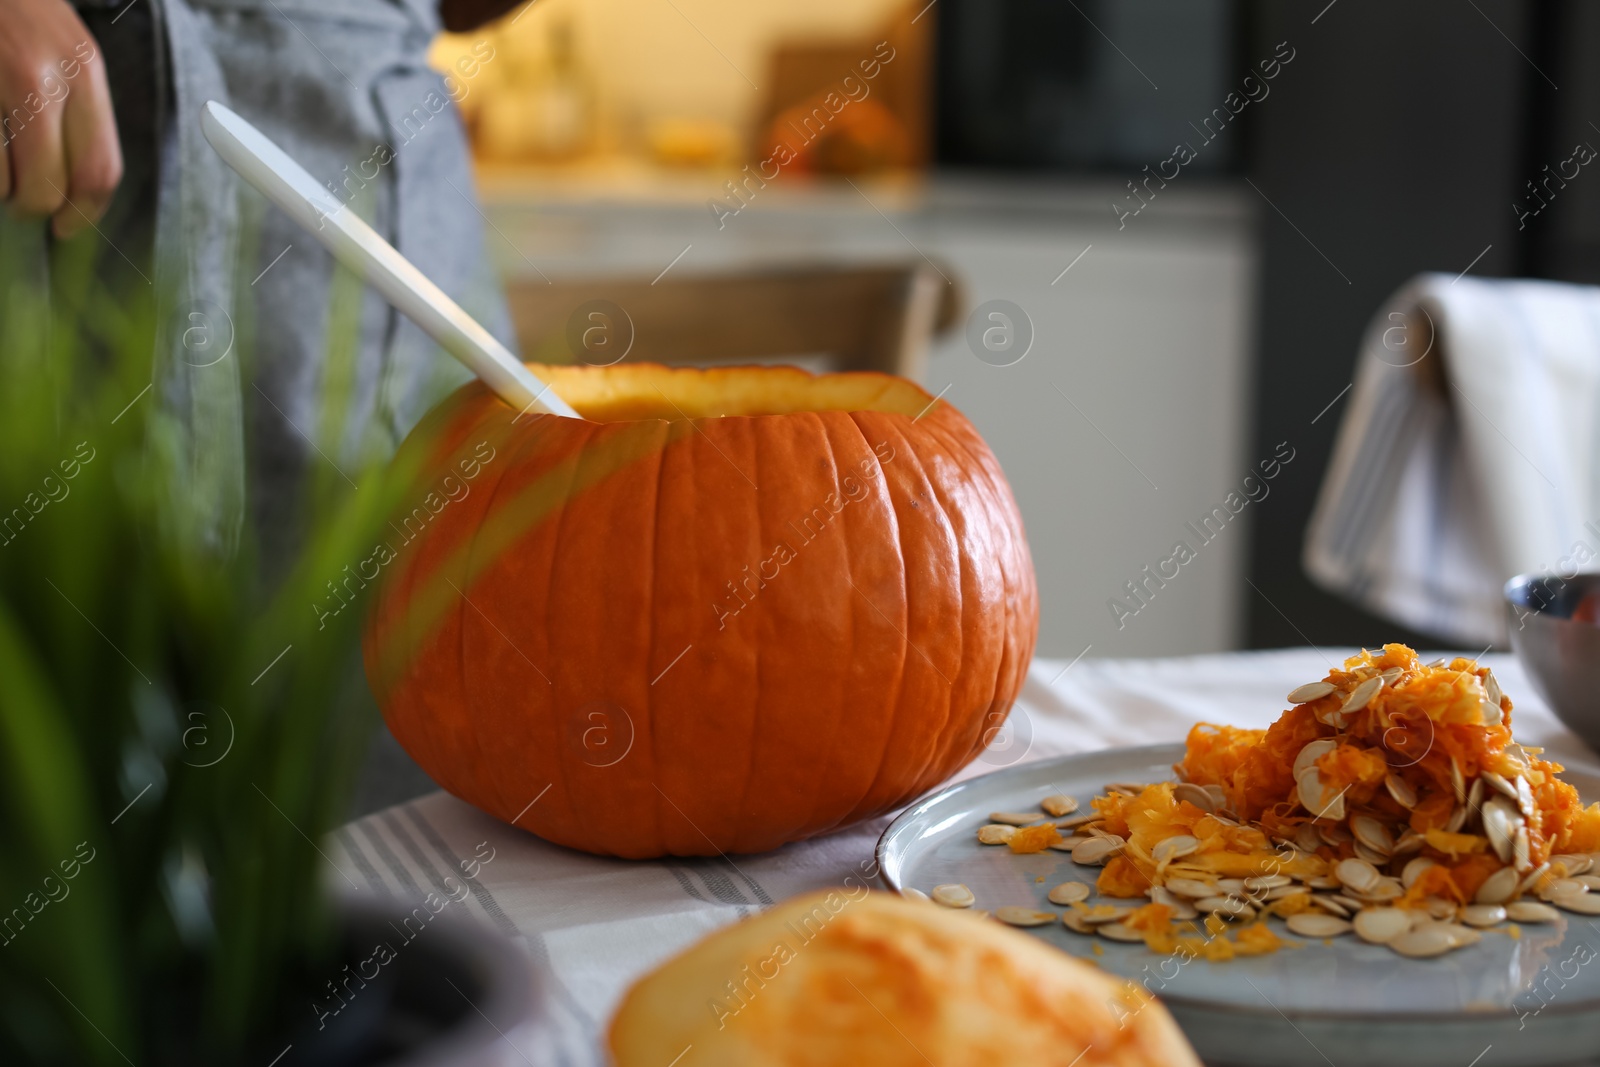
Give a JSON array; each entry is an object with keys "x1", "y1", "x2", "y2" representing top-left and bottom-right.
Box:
[{"x1": 0, "y1": 0, "x2": 120, "y2": 238}]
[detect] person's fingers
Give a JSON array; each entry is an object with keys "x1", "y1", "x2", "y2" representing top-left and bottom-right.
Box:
[
  {"x1": 6, "y1": 76, "x2": 69, "y2": 218},
  {"x1": 51, "y1": 52, "x2": 119, "y2": 239}
]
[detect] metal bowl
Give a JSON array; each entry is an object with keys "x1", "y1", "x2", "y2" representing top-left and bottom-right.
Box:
[{"x1": 1505, "y1": 572, "x2": 1600, "y2": 751}]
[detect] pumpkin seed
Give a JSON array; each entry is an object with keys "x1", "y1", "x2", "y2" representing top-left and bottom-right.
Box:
[
  {"x1": 1319, "y1": 822, "x2": 1354, "y2": 846},
  {"x1": 1444, "y1": 805, "x2": 1468, "y2": 834},
  {"x1": 1104, "y1": 782, "x2": 1148, "y2": 795},
  {"x1": 1354, "y1": 842, "x2": 1391, "y2": 866},
  {"x1": 1294, "y1": 739, "x2": 1339, "y2": 780},
  {"x1": 1287, "y1": 913, "x2": 1352, "y2": 938},
  {"x1": 1098, "y1": 921, "x2": 1147, "y2": 942},
  {"x1": 1353, "y1": 907, "x2": 1412, "y2": 943},
  {"x1": 1336, "y1": 858, "x2": 1381, "y2": 894},
  {"x1": 1552, "y1": 854, "x2": 1595, "y2": 876},
  {"x1": 995, "y1": 906, "x2": 1056, "y2": 927},
  {"x1": 1165, "y1": 877, "x2": 1219, "y2": 899},
  {"x1": 1216, "y1": 878, "x2": 1248, "y2": 896},
  {"x1": 1040, "y1": 794, "x2": 1079, "y2": 817},
  {"x1": 901, "y1": 887, "x2": 930, "y2": 902},
  {"x1": 1071, "y1": 836, "x2": 1124, "y2": 865},
  {"x1": 1381, "y1": 666, "x2": 1405, "y2": 684},
  {"x1": 1484, "y1": 669, "x2": 1504, "y2": 709},
  {"x1": 932, "y1": 883, "x2": 975, "y2": 908},
  {"x1": 1244, "y1": 874, "x2": 1292, "y2": 891},
  {"x1": 1194, "y1": 896, "x2": 1255, "y2": 921},
  {"x1": 1150, "y1": 886, "x2": 1199, "y2": 920},
  {"x1": 1077, "y1": 907, "x2": 1133, "y2": 926},
  {"x1": 1311, "y1": 895, "x2": 1350, "y2": 917},
  {"x1": 1460, "y1": 904, "x2": 1507, "y2": 928},
  {"x1": 1481, "y1": 797, "x2": 1520, "y2": 864},
  {"x1": 1502, "y1": 744, "x2": 1532, "y2": 776},
  {"x1": 1296, "y1": 824, "x2": 1324, "y2": 853},
  {"x1": 1506, "y1": 901, "x2": 1561, "y2": 924},
  {"x1": 1425, "y1": 896, "x2": 1459, "y2": 921},
  {"x1": 977, "y1": 824, "x2": 1017, "y2": 845},
  {"x1": 1048, "y1": 836, "x2": 1091, "y2": 852},
  {"x1": 1515, "y1": 775, "x2": 1536, "y2": 819},
  {"x1": 1474, "y1": 866, "x2": 1520, "y2": 905},
  {"x1": 1385, "y1": 773, "x2": 1418, "y2": 809},
  {"x1": 1288, "y1": 681, "x2": 1337, "y2": 704},
  {"x1": 1062, "y1": 911, "x2": 1096, "y2": 934},
  {"x1": 1550, "y1": 893, "x2": 1600, "y2": 915},
  {"x1": 1539, "y1": 878, "x2": 1589, "y2": 901},
  {"x1": 1576, "y1": 875, "x2": 1600, "y2": 890},
  {"x1": 1402, "y1": 856, "x2": 1437, "y2": 889},
  {"x1": 1389, "y1": 923, "x2": 1466, "y2": 958},
  {"x1": 1266, "y1": 885, "x2": 1310, "y2": 902},
  {"x1": 1172, "y1": 782, "x2": 1216, "y2": 812},
  {"x1": 1481, "y1": 772, "x2": 1518, "y2": 802},
  {"x1": 989, "y1": 811, "x2": 1046, "y2": 827},
  {"x1": 1450, "y1": 757, "x2": 1466, "y2": 804},
  {"x1": 1342, "y1": 675, "x2": 1385, "y2": 714},
  {"x1": 1352, "y1": 879, "x2": 1404, "y2": 903},
  {"x1": 1047, "y1": 881, "x2": 1091, "y2": 906},
  {"x1": 1466, "y1": 777, "x2": 1485, "y2": 823},
  {"x1": 1514, "y1": 826, "x2": 1533, "y2": 873},
  {"x1": 1054, "y1": 814, "x2": 1098, "y2": 831},
  {"x1": 1306, "y1": 875, "x2": 1342, "y2": 890},
  {"x1": 1297, "y1": 767, "x2": 1346, "y2": 821},
  {"x1": 1392, "y1": 830, "x2": 1425, "y2": 856},
  {"x1": 1153, "y1": 835, "x2": 1200, "y2": 862},
  {"x1": 1517, "y1": 862, "x2": 1552, "y2": 895},
  {"x1": 1204, "y1": 784, "x2": 1229, "y2": 810}
]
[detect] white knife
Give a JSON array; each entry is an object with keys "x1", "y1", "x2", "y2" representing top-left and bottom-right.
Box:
[{"x1": 199, "y1": 100, "x2": 578, "y2": 419}]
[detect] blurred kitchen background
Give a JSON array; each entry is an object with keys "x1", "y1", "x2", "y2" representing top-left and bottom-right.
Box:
[{"x1": 430, "y1": 0, "x2": 1595, "y2": 660}]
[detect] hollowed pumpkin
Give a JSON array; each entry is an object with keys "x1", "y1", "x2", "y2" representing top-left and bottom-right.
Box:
[{"x1": 363, "y1": 363, "x2": 1037, "y2": 858}]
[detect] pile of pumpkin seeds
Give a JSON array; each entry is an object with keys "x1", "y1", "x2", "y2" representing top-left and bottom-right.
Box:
[{"x1": 919, "y1": 757, "x2": 1600, "y2": 959}]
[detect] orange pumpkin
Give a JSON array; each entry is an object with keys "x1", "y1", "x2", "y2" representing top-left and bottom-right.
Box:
[{"x1": 363, "y1": 363, "x2": 1037, "y2": 858}]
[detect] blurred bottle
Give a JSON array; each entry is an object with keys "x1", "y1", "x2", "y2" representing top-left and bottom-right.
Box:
[{"x1": 478, "y1": 19, "x2": 595, "y2": 162}]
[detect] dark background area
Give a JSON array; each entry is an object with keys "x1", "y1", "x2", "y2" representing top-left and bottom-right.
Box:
[{"x1": 935, "y1": 0, "x2": 1593, "y2": 650}]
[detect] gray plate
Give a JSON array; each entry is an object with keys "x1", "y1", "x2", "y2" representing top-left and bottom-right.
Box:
[{"x1": 876, "y1": 744, "x2": 1600, "y2": 1067}]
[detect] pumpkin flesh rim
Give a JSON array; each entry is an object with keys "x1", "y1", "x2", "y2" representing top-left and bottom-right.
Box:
[{"x1": 524, "y1": 362, "x2": 934, "y2": 423}]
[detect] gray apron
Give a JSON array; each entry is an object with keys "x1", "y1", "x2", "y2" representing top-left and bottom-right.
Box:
[{"x1": 152, "y1": 0, "x2": 511, "y2": 562}]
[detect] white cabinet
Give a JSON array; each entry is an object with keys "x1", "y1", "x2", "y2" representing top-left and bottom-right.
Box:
[{"x1": 482, "y1": 173, "x2": 1256, "y2": 658}]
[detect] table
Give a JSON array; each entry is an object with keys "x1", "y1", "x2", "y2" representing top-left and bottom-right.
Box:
[{"x1": 330, "y1": 648, "x2": 1600, "y2": 1065}]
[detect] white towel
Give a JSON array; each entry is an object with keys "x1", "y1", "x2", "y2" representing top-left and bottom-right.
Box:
[{"x1": 1304, "y1": 272, "x2": 1600, "y2": 646}]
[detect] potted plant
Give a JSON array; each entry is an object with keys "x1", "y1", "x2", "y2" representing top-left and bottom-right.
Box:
[{"x1": 0, "y1": 252, "x2": 542, "y2": 1064}]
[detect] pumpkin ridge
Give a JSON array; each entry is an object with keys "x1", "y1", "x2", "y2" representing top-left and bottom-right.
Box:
[
  {"x1": 457, "y1": 412, "x2": 547, "y2": 831},
  {"x1": 917, "y1": 416, "x2": 1003, "y2": 776},
  {"x1": 642, "y1": 418, "x2": 670, "y2": 855},
  {"x1": 727, "y1": 417, "x2": 764, "y2": 853},
  {"x1": 887, "y1": 418, "x2": 960, "y2": 798},
  {"x1": 780, "y1": 412, "x2": 859, "y2": 842},
  {"x1": 835, "y1": 414, "x2": 920, "y2": 826},
  {"x1": 902, "y1": 416, "x2": 969, "y2": 791},
  {"x1": 379, "y1": 400, "x2": 508, "y2": 801},
  {"x1": 823, "y1": 410, "x2": 911, "y2": 830},
  {"x1": 535, "y1": 416, "x2": 599, "y2": 844}
]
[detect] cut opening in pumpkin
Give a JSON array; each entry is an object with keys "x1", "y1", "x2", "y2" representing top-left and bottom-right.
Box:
[{"x1": 524, "y1": 362, "x2": 934, "y2": 423}]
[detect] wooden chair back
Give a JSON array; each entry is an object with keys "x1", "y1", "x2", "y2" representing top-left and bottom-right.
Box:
[{"x1": 505, "y1": 261, "x2": 959, "y2": 381}]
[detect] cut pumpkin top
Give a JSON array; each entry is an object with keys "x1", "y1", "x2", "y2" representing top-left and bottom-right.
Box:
[{"x1": 523, "y1": 362, "x2": 936, "y2": 423}]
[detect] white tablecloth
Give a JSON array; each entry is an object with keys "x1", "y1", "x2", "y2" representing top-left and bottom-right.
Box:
[{"x1": 330, "y1": 648, "x2": 1600, "y2": 1065}]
